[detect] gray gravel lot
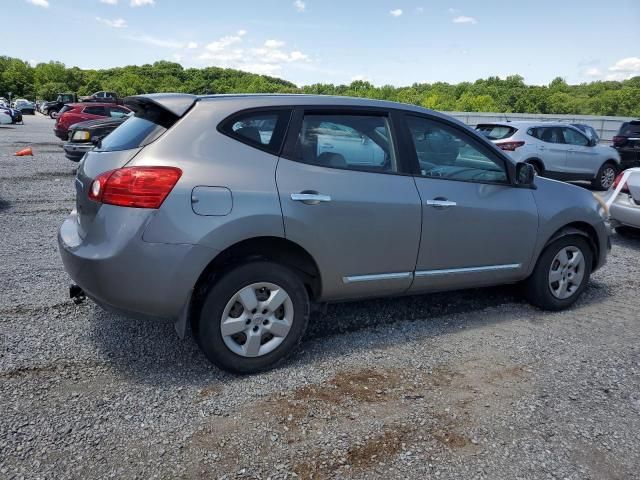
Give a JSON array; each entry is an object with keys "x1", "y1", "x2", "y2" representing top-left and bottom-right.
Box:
[{"x1": 1, "y1": 114, "x2": 639, "y2": 479}]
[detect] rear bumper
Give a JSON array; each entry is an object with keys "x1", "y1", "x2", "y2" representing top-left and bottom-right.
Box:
[
  {"x1": 609, "y1": 194, "x2": 640, "y2": 229},
  {"x1": 54, "y1": 128, "x2": 68, "y2": 140},
  {"x1": 58, "y1": 207, "x2": 216, "y2": 321},
  {"x1": 63, "y1": 142, "x2": 93, "y2": 161}
]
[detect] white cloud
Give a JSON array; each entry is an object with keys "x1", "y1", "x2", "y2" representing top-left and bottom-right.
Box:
[
  {"x1": 452, "y1": 15, "x2": 477, "y2": 24},
  {"x1": 584, "y1": 67, "x2": 602, "y2": 77},
  {"x1": 289, "y1": 51, "x2": 308, "y2": 61},
  {"x1": 206, "y1": 35, "x2": 243, "y2": 52},
  {"x1": 265, "y1": 39, "x2": 285, "y2": 49},
  {"x1": 293, "y1": 0, "x2": 305, "y2": 12},
  {"x1": 172, "y1": 53, "x2": 182, "y2": 61},
  {"x1": 130, "y1": 0, "x2": 154, "y2": 6},
  {"x1": 96, "y1": 17, "x2": 127, "y2": 28},
  {"x1": 448, "y1": 8, "x2": 459, "y2": 14},
  {"x1": 198, "y1": 32, "x2": 310, "y2": 78},
  {"x1": 608, "y1": 57, "x2": 640, "y2": 73},
  {"x1": 416, "y1": 7, "x2": 424, "y2": 14},
  {"x1": 127, "y1": 34, "x2": 185, "y2": 49},
  {"x1": 100, "y1": 0, "x2": 118, "y2": 4},
  {"x1": 26, "y1": 0, "x2": 49, "y2": 7},
  {"x1": 390, "y1": 9, "x2": 403, "y2": 17},
  {"x1": 237, "y1": 30, "x2": 247, "y2": 36},
  {"x1": 186, "y1": 41, "x2": 198, "y2": 49}
]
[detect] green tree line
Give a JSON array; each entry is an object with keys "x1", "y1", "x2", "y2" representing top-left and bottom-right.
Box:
[{"x1": 1, "y1": 56, "x2": 639, "y2": 116}]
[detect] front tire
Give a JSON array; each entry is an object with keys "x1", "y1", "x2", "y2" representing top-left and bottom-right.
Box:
[
  {"x1": 523, "y1": 235, "x2": 593, "y2": 311},
  {"x1": 592, "y1": 162, "x2": 617, "y2": 190},
  {"x1": 196, "y1": 261, "x2": 310, "y2": 374}
]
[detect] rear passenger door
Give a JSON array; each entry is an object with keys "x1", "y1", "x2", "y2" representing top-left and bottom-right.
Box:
[
  {"x1": 533, "y1": 127, "x2": 567, "y2": 174},
  {"x1": 276, "y1": 108, "x2": 422, "y2": 300}
]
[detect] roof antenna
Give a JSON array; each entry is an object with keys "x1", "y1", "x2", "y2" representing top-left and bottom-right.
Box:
[{"x1": 504, "y1": 113, "x2": 510, "y2": 123}]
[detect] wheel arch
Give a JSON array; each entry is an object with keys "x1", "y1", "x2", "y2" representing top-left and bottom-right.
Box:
[
  {"x1": 524, "y1": 157, "x2": 545, "y2": 173},
  {"x1": 543, "y1": 222, "x2": 599, "y2": 270},
  {"x1": 188, "y1": 236, "x2": 322, "y2": 335}
]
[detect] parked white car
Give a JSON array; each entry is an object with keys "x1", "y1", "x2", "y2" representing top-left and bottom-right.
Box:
[
  {"x1": 476, "y1": 121, "x2": 621, "y2": 190},
  {"x1": 0, "y1": 109, "x2": 12, "y2": 124},
  {"x1": 605, "y1": 168, "x2": 640, "y2": 235}
]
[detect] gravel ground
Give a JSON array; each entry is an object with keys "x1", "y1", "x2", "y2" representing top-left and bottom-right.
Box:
[{"x1": 1, "y1": 114, "x2": 639, "y2": 480}]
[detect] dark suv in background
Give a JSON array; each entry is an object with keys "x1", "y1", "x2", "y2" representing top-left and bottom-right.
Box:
[{"x1": 613, "y1": 120, "x2": 640, "y2": 168}]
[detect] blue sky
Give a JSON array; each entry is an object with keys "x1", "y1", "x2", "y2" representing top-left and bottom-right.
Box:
[{"x1": 8, "y1": 0, "x2": 640, "y2": 86}]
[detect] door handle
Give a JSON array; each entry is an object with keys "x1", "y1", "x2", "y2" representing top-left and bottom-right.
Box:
[
  {"x1": 426, "y1": 198, "x2": 457, "y2": 208},
  {"x1": 291, "y1": 192, "x2": 332, "y2": 205},
  {"x1": 539, "y1": 146, "x2": 546, "y2": 150}
]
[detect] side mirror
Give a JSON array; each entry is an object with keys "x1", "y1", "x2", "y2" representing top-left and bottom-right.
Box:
[
  {"x1": 589, "y1": 138, "x2": 597, "y2": 147},
  {"x1": 515, "y1": 162, "x2": 535, "y2": 187}
]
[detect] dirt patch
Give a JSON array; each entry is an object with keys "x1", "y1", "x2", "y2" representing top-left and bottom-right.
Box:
[
  {"x1": 293, "y1": 368, "x2": 402, "y2": 403},
  {"x1": 346, "y1": 425, "x2": 410, "y2": 468},
  {"x1": 195, "y1": 384, "x2": 222, "y2": 402}
]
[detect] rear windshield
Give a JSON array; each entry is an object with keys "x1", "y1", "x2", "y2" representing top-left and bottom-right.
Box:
[
  {"x1": 475, "y1": 124, "x2": 517, "y2": 140},
  {"x1": 97, "y1": 104, "x2": 177, "y2": 152},
  {"x1": 620, "y1": 121, "x2": 640, "y2": 137}
]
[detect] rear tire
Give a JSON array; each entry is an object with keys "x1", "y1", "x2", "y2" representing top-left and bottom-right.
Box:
[
  {"x1": 49, "y1": 110, "x2": 57, "y2": 119},
  {"x1": 523, "y1": 235, "x2": 592, "y2": 311},
  {"x1": 591, "y1": 162, "x2": 617, "y2": 190},
  {"x1": 196, "y1": 261, "x2": 310, "y2": 374},
  {"x1": 526, "y1": 160, "x2": 543, "y2": 176}
]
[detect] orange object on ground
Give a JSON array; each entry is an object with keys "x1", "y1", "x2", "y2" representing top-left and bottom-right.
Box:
[{"x1": 15, "y1": 147, "x2": 33, "y2": 156}]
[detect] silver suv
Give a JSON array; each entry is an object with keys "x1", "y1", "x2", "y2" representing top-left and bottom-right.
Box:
[
  {"x1": 59, "y1": 94, "x2": 610, "y2": 373},
  {"x1": 476, "y1": 121, "x2": 621, "y2": 190}
]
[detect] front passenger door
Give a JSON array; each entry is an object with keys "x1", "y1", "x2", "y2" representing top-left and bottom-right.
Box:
[
  {"x1": 403, "y1": 115, "x2": 539, "y2": 293},
  {"x1": 562, "y1": 127, "x2": 599, "y2": 175}
]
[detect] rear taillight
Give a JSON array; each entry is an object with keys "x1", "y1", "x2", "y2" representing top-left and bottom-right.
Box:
[
  {"x1": 612, "y1": 172, "x2": 629, "y2": 193},
  {"x1": 88, "y1": 166, "x2": 182, "y2": 208},
  {"x1": 612, "y1": 135, "x2": 626, "y2": 146},
  {"x1": 495, "y1": 141, "x2": 525, "y2": 151}
]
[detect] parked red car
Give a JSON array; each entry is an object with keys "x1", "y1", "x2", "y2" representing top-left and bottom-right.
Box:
[{"x1": 54, "y1": 103, "x2": 131, "y2": 140}]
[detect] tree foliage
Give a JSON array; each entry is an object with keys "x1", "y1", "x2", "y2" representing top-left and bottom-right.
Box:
[{"x1": 0, "y1": 56, "x2": 638, "y2": 116}]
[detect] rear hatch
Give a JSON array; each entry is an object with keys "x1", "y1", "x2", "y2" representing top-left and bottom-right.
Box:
[
  {"x1": 475, "y1": 124, "x2": 518, "y2": 141},
  {"x1": 74, "y1": 94, "x2": 195, "y2": 237},
  {"x1": 613, "y1": 121, "x2": 640, "y2": 164}
]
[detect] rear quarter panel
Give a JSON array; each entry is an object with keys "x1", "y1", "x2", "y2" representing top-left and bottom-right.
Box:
[{"x1": 138, "y1": 100, "x2": 285, "y2": 251}]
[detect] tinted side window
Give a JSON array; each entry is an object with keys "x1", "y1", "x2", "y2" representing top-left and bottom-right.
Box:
[
  {"x1": 620, "y1": 122, "x2": 640, "y2": 136},
  {"x1": 534, "y1": 127, "x2": 564, "y2": 144},
  {"x1": 294, "y1": 114, "x2": 397, "y2": 173},
  {"x1": 407, "y1": 116, "x2": 507, "y2": 184},
  {"x1": 220, "y1": 110, "x2": 291, "y2": 154},
  {"x1": 562, "y1": 127, "x2": 588, "y2": 146},
  {"x1": 83, "y1": 106, "x2": 106, "y2": 116}
]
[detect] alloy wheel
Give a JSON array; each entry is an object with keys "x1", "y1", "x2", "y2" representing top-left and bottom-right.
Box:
[
  {"x1": 600, "y1": 167, "x2": 616, "y2": 189},
  {"x1": 220, "y1": 282, "x2": 294, "y2": 358}
]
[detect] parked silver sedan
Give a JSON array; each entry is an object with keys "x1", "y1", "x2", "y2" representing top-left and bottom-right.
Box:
[
  {"x1": 59, "y1": 94, "x2": 611, "y2": 373},
  {"x1": 605, "y1": 168, "x2": 640, "y2": 234}
]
